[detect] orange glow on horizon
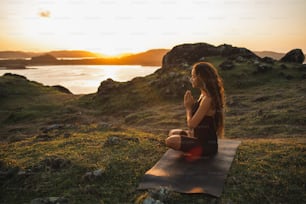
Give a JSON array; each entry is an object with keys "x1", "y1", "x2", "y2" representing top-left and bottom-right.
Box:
[{"x1": 0, "y1": 0, "x2": 305, "y2": 55}]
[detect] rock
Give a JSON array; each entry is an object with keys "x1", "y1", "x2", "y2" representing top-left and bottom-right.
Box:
[
  {"x1": 103, "y1": 135, "x2": 139, "y2": 147},
  {"x1": 31, "y1": 157, "x2": 71, "y2": 172},
  {"x1": 146, "y1": 187, "x2": 171, "y2": 203},
  {"x1": 125, "y1": 137, "x2": 140, "y2": 143},
  {"x1": 219, "y1": 60, "x2": 235, "y2": 70},
  {"x1": 44, "y1": 157, "x2": 70, "y2": 170},
  {"x1": 30, "y1": 197, "x2": 68, "y2": 204},
  {"x1": 83, "y1": 168, "x2": 105, "y2": 181},
  {"x1": 63, "y1": 133, "x2": 71, "y2": 138},
  {"x1": 280, "y1": 64, "x2": 287, "y2": 69},
  {"x1": 278, "y1": 72, "x2": 285, "y2": 78},
  {"x1": 17, "y1": 170, "x2": 27, "y2": 176},
  {"x1": 103, "y1": 136, "x2": 121, "y2": 146},
  {"x1": 97, "y1": 122, "x2": 112, "y2": 130},
  {"x1": 3, "y1": 73, "x2": 27, "y2": 80},
  {"x1": 153, "y1": 71, "x2": 191, "y2": 98},
  {"x1": 40, "y1": 124, "x2": 65, "y2": 133},
  {"x1": 234, "y1": 56, "x2": 246, "y2": 63},
  {"x1": 142, "y1": 196, "x2": 164, "y2": 204},
  {"x1": 253, "y1": 64, "x2": 273, "y2": 74},
  {"x1": 97, "y1": 78, "x2": 122, "y2": 97},
  {"x1": 162, "y1": 43, "x2": 259, "y2": 69},
  {"x1": 257, "y1": 109, "x2": 263, "y2": 116},
  {"x1": 93, "y1": 169, "x2": 104, "y2": 177},
  {"x1": 52, "y1": 85, "x2": 72, "y2": 94},
  {"x1": 253, "y1": 96, "x2": 270, "y2": 102},
  {"x1": 280, "y1": 49, "x2": 305, "y2": 64},
  {"x1": 0, "y1": 160, "x2": 5, "y2": 169},
  {"x1": 0, "y1": 166, "x2": 20, "y2": 179},
  {"x1": 285, "y1": 74, "x2": 294, "y2": 80},
  {"x1": 261, "y1": 57, "x2": 275, "y2": 64},
  {"x1": 35, "y1": 133, "x2": 53, "y2": 141},
  {"x1": 298, "y1": 64, "x2": 306, "y2": 71},
  {"x1": 7, "y1": 166, "x2": 20, "y2": 178},
  {"x1": 279, "y1": 72, "x2": 294, "y2": 80}
]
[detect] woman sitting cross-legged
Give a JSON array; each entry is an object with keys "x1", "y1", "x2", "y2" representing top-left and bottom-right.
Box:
[{"x1": 165, "y1": 62, "x2": 225, "y2": 160}]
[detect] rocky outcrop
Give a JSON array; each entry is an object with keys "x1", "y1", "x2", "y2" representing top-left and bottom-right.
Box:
[
  {"x1": 52, "y1": 85, "x2": 72, "y2": 94},
  {"x1": 162, "y1": 43, "x2": 259, "y2": 69},
  {"x1": 261, "y1": 57, "x2": 275, "y2": 64},
  {"x1": 280, "y1": 49, "x2": 305, "y2": 64},
  {"x1": 97, "y1": 78, "x2": 122, "y2": 98}
]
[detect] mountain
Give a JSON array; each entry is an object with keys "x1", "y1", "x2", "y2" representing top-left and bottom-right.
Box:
[
  {"x1": 0, "y1": 49, "x2": 169, "y2": 66},
  {"x1": 116, "y1": 49, "x2": 169, "y2": 65},
  {"x1": 253, "y1": 51, "x2": 285, "y2": 60},
  {"x1": 47, "y1": 50, "x2": 102, "y2": 58},
  {"x1": 0, "y1": 51, "x2": 38, "y2": 59},
  {"x1": 1, "y1": 48, "x2": 305, "y2": 65},
  {"x1": 0, "y1": 50, "x2": 102, "y2": 59}
]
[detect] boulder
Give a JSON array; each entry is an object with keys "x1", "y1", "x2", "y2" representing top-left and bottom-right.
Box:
[
  {"x1": 280, "y1": 49, "x2": 305, "y2": 64},
  {"x1": 219, "y1": 60, "x2": 235, "y2": 70}
]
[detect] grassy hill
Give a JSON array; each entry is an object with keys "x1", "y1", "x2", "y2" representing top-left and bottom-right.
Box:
[{"x1": 0, "y1": 50, "x2": 305, "y2": 203}]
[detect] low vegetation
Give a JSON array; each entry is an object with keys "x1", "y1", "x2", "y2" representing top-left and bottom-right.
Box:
[{"x1": 0, "y1": 56, "x2": 305, "y2": 203}]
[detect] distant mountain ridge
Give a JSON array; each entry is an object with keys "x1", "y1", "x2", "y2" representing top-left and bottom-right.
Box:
[
  {"x1": 253, "y1": 51, "x2": 285, "y2": 60},
  {"x1": 0, "y1": 50, "x2": 101, "y2": 59},
  {"x1": 0, "y1": 48, "x2": 305, "y2": 64},
  {"x1": 0, "y1": 49, "x2": 289, "y2": 59},
  {"x1": 0, "y1": 49, "x2": 169, "y2": 66}
]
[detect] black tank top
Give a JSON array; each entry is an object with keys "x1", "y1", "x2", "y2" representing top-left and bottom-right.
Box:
[{"x1": 192, "y1": 98, "x2": 218, "y2": 146}]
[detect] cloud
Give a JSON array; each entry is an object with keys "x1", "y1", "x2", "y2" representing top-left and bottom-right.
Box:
[{"x1": 39, "y1": 10, "x2": 51, "y2": 18}]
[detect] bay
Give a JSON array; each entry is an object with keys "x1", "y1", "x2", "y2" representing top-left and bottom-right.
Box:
[{"x1": 0, "y1": 65, "x2": 160, "y2": 94}]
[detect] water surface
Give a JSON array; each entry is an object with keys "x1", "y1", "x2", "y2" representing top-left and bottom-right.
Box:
[{"x1": 0, "y1": 65, "x2": 160, "y2": 94}]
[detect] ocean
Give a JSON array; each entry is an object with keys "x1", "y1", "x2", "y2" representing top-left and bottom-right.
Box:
[{"x1": 0, "y1": 65, "x2": 160, "y2": 94}]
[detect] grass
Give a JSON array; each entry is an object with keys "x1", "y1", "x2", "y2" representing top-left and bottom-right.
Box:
[
  {"x1": 1, "y1": 130, "x2": 304, "y2": 203},
  {"x1": 0, "y1": 59, "x2": 306, "y2": 203},
  {"x1": 0, "y1": 128, "x2": 166, "y2": 203}
]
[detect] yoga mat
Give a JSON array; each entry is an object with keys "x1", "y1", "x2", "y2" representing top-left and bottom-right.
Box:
[{"x1": 138, "y1": 139, "x2": 241, "y2": 197}]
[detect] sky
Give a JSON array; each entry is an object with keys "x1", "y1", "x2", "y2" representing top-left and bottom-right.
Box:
[{"x1": 0, "y1": 0, "x2": 305, "y2": 56}]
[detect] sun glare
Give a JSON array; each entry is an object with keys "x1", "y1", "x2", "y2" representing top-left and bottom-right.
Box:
[{"x1": 1, "y1": 0, "x2": 305, "y2": 53}]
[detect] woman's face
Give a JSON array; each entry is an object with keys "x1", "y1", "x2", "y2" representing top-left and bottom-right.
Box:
[{"x1": 190, "y1": 68, "x2": 200, "y2": 88}]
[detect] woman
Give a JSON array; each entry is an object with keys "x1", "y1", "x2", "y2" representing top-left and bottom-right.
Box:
[{"x1": 165, "y1": 62, "x2": 225, "y2": 159}]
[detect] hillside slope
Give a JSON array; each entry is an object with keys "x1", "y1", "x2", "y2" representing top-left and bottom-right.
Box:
[{"x1": 0, "y1": 43, "x2": 305, "y2": 203}]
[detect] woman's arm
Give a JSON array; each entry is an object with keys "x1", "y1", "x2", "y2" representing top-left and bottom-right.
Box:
[{"x1": 184, "y1": 91, "x2": 211, "y2": 129}]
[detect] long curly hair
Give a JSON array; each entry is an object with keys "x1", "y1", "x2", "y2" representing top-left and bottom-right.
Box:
[{"x1": 193, "y1": 62, "x2": 225, "y2": 138}]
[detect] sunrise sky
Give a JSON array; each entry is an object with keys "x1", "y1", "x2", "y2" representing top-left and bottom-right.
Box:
[{"x1": 0, "y1": 0, "x2": 305, "y2": 56}]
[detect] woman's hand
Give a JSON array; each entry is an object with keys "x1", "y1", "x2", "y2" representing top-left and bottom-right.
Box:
[{"x1": 184, "y1": 90, "x2": 194, "y2": 110}]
